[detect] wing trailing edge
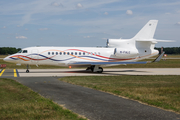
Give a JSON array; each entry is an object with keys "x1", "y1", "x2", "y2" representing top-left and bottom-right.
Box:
[{"x1": 69, "y1": 61, "x2": 147, "y2": 66}]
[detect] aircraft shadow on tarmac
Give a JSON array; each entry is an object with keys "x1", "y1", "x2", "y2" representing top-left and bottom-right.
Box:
[{"x1": 18, "y1": 69, "x2": 149, "y2": 76}]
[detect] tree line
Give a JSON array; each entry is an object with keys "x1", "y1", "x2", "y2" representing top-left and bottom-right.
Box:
[
  {"x1": 0, "y1": 47, "x2": 180, "y2": 55},
  {"x1": 0, "y1": 47, "x2": 21, "y2": 55},
  {"x1": 155, "y1": 47, "x2": 180, "y2": 54}
]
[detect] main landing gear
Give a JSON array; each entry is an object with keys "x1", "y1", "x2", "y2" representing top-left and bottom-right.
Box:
[
  {"x1": 26, "y1": 64, "x2": 29, "y2": 73},
  {"x1": 86, "y1": 65, "x2": 103, "y2": 73}
]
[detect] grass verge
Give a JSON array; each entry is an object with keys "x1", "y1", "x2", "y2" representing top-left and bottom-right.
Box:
[
  {"x1": 0, "y1": 78, "x2": 86, "y2": 120},
  {"x1": 59, "y1": 76, "x2": 180, "y2": 113}
]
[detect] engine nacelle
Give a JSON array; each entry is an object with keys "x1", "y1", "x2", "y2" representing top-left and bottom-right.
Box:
[{"x1": 114, "y1": 48, "x2": 139, "y2": 58}]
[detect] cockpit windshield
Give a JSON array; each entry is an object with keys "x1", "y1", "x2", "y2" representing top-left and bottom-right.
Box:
[
  {"x1": 17, "y1": 50, "x2": 22, "y2": 53},
  {"x1": 17, "y1": 50, "x2": 28, "y2": 53}
]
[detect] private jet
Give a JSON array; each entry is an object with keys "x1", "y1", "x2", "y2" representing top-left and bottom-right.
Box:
[{"x1": 4, "y1": 20, "x2": 173, "y2": 73}]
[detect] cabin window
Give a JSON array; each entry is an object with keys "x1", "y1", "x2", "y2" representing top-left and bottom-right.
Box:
[
  {"x1": 71, "y1": 52, "x2": 73, "y2": 55},
  {"x1": 56, "y1": 52, "x2": 58, "y2": 55},
  {"x1": 98, "y1": 52, "x2": 100, "y2": 55},
  {"x1": 94, "y1": 52, "x2": 96, "y2": 55},
  {"x1": 91, "y1": 52, "x2": 93, "y2": 55},
  {"x1": 22, "y1": 50, "x2": 28, "y2": 53},
  {"x1": 48, "y1": 52, "x2": 50, "y2": 55},
  {"x1": 83, "y1": 52, "x2": 85, "y2": 55},
  {"x1": 64, "y1": 52, "x2": 66, "y2": 55},
  {"x1": 60, "y1": 52, "x2": 62, "y2": 55},
  {"x1": 67, "y1": 52, "x2": 70, "y2": 55},
  {"x1": 17, "y1": 50, "x2": 22, "y2": 53},
  {"x1": 79, "y1": 52, "x2": 81, "y2": 55},
  {"x1": 52, "y1": 52, "x2": 54, "y2": 55},
  {"x1": 75, "y1": 52, "x2": 77, "y2": 55}
]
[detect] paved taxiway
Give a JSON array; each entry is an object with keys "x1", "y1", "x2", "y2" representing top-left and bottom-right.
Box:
[
  {"x1": 12, "y1": 77, "x2": 180, "y2": 120},
  {"x1": 1, "y1": 68, "x2": 179, "y2": 77}
]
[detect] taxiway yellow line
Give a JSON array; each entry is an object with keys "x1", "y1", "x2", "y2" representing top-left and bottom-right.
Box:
[
  {"x1": 0, "y1": 69, "x2": 5, "y2": 76},
  {"x1": 14, "y1": 69, "x2": 17, "y2": 77}
]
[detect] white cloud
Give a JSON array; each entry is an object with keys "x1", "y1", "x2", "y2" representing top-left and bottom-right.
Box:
[
  {"x1": 20, "y1": 13, "x2": 32, "y2": 26},
  {"x1": 104, "y1": 12, "x2": 108, "y2": 15},
  {"x1": 51, "y1": 2, "x2": 63, "y2": 7},
  {"x1": 175, "y1": 22, "x2": 180, "y2": 25},
  {"x1": 84, "y1": 36, "x2": 91, "y2": 38},
  {"x1": 16, "y1": 36, "x2": 27, "y2": 39},
  {"x1": 0, "y1": 0, "x2": 119, "y2": 26},
  {"x1": 51, "y1": 2, "x2": 59, "y2": 7},
  {"x1": 76, "y1": 3, "x2": 83, "y2": 8},
  {"x1": 126, "y1": 10, "x2": 133, "y2": 15},
  {"x1": 39, "y1": 28, "x2": 48, "y2": 31},
  {"x1": 2, "y1": 26, "x2": 6, "y2": 29},
  {"x1": 17, "y1": 25, "x2": 20, "y2": 27}
]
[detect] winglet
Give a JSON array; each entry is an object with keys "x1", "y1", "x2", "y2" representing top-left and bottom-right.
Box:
[{"x1": 153, "y1": 52, "x2": 165, "y2": 62}]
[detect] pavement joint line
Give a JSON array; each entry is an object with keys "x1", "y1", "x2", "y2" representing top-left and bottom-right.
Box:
[
  {"x1": 14, "y1": 69, "x2": 17, "y2": 77},
  {"x1": 0, "y1": 69, "x2": 5, "y2": 77}
]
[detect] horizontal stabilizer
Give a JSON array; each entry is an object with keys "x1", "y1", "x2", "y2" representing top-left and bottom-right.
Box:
[
  {"x1": 136, "y1": 39, "x2": 175, "y2": 42},
  {"x1": 155, "y1": 40, "x2": 175, "y2": 42}
]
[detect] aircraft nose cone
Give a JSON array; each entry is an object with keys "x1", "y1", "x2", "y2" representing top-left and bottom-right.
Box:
[{"x1": 3, "y1": 57, "x2": 10, "y2": 62}]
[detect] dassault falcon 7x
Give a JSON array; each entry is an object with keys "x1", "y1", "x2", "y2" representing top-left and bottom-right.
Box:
[{"x1": 4, "y1": 20, "x2": 173, "y2": 73}]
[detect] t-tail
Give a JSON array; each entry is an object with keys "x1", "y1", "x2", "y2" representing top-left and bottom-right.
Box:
[
  {"x1": 133, "y1": 20, "x2": 158, "y2": 40},
  {"x1": 107, "y1": 20, "x2": 174, "y2": 59}
]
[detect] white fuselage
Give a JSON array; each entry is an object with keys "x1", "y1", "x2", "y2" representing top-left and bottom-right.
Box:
[{"x1": 4, "y1": 46, "x2": 158, "y2": 67}]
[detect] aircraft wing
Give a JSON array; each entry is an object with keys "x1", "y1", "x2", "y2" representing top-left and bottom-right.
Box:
[
  {"x1": 69, "y1": 61, "x2": 147, "y2": 66},
  {"x1": 69, "y1": 51, "x2": 164, "y2": 66}
]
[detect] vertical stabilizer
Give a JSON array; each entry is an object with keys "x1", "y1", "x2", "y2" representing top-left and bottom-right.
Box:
[{"x1": 133, "y1": 20, "x2": 158, "y2": 40}]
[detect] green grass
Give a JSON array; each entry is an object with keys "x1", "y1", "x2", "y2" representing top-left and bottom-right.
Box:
[
  {"x1": 0, "y1": 78, "x2": 86, "y2": 120},
  {"x1": 59, "y1": 76, "x2": 180, "y2": 113},
  {"x1": 149, "y1": 55, "x2": 180, "y2": 58},
  {"x1": 0, "y1": 55, "x2": 7, "y2": 58},
  {"x1": 107, "y1": 59, "x2": 180, "y2": 68},
  {"x1": 163, "y1": 55, "x2": 180, "y2": 58}
]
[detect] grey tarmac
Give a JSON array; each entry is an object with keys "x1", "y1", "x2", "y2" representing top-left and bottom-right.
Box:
[
  {"x1": 17, "y1": 68, "x2": 180, "y2": 77},
  {"x1": 13, "y1": 77, "x2": 180, "y2": 120}
]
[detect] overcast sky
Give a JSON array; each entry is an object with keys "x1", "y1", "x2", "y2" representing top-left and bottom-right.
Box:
[{"x1": 0, "y1": 0, "x2": 180, "y2": 48}]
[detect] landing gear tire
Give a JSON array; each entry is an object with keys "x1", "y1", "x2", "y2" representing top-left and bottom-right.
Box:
[
  {"x1": 97, "y1": 67, "x2": 103, "y2": 73},
  {"x1": 26, "y1": 70, "x2": 29, "y2": 73},
  {"x1": 86, "y1": 66, "x2": 95, "y2": 72}
]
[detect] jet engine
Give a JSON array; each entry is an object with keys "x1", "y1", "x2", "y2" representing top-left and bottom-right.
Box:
[{"x1": 114, "y1": 48, "x2": 139, "y2": 58}]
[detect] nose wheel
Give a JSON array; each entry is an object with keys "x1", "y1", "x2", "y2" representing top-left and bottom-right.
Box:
[
  {"x1": 26, "y1": 70, "x2": 29, "y2": 73},
  {"x1": 26, "y1": 64, "x2": 29, "y2": 73}
]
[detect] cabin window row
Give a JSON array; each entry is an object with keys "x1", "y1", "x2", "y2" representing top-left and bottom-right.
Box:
[{"x1": 48, "y1": 52, "x2": 100, "y2": 55}]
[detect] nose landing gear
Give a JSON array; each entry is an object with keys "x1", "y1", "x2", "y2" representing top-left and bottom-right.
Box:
[{"x1": 26, "y1": 64, "x2": 29, "y2": 73}]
